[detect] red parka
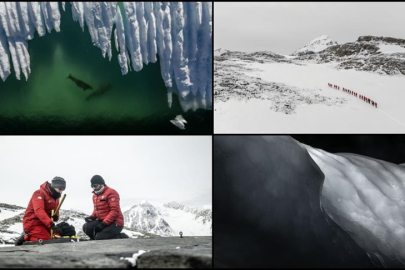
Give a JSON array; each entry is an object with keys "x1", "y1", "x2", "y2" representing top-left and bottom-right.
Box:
[
  {"x1": 23, "y1": 182, "x2": 60, "y2": 232},
  {"x1": 90, "y1": 185, "x2": 124, "y2": 226}
]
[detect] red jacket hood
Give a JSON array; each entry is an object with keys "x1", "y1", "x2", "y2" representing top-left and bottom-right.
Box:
[{"x1": 40, "y1": 181, "x2": 53, "y2": 196}]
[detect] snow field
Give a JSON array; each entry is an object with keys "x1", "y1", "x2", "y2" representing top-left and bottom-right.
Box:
[{"x1": 215, "y1": 60, "x2": 405, "y2": 133}]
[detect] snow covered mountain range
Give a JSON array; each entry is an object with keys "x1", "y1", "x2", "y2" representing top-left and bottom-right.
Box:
[
  {"x1": 291, "y1": 35, "x2": 338, "y2": 56},
  {"x1": 0, "y1": 2, "x2": 212, "y2": 111},
  {"x1": 214, "y1": 35, "x2": 405, "y2": 133},
  {"x1": 0, "y1": 201, "x2": 211, "y2": 245},
  {"x1": 124, "y1": 201, "x2": 212, "y2": 237}
]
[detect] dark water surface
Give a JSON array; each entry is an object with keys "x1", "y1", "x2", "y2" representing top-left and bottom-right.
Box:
[{"x1": 0, "y1": 3, "x2": 212, "y2": 134}]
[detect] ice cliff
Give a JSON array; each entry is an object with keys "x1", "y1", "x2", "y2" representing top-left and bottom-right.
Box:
[
  {"x1": 303, "y1": 143, "x2": 405, "y2": 267},
  {"x1": 0, "y1": 2, "x2": 212, "y2": 111}
]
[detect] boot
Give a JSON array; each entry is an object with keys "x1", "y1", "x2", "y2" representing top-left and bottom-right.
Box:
[
  {"x1": 120, "y1": 233, "x2": 129, "y2": 239},
  {"x1": 14, "y1": 231, "x2": 27, "y2": 246}
]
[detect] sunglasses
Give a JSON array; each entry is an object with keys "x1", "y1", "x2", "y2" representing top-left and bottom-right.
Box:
[{"x1": 91, "y1": 184, "x2": 100, "y2": 188}]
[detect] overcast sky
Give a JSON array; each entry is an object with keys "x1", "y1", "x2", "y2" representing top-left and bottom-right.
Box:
[
  {"x1": 215, "y1": 2, "x2": 405, "y2": 55},
  {"x1": 0, "y1": 136, "x2": 211, "y2": 214}
]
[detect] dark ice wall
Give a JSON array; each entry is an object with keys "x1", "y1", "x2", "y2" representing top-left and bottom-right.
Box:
[{"x1": 214, "y1": 136, "x2": 377, "y2": 268}]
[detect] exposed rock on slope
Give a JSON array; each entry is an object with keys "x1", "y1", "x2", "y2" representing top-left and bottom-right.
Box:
[{"x1": 214, "y1": 58, "x2": 347, "y2": 114}]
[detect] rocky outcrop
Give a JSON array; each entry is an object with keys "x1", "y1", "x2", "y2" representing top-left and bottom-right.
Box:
[
  {"x1": 0, "y1": 204, "x2": 25, "y2": 211},
  {"x1": 357, "y1": 36, "x2": 405, "y2": 46},
  {"x1": 321, "y1": 43, "x2": 380, "y2": 58},
  {"x1": 0, "y1": 237, "x2": 212, "y2": 268},
  {"x1": 215, "y1": 50, "x2": 293, "y2": 64},
  {"x1": 296, "y1": 37, "x2": 405, "y2": 76},
  {"x1": 214, "y1": 58, "x2": 346, "y2": 114}
]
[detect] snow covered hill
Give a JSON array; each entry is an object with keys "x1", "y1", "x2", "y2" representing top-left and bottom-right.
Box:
[
  {"x1": 292, "y1": 35, "x2": 338, "y2": 56},
  {"x1": 214, "y1": 35, "x2": 405, "y2": 133},
  {"x1": 0, "y1": 2, "x2": 212, "y2": 111},
  {"x1": 124, "y1": 201, "x2": 212, "y2": 237},
  {"x1": 162, "y1": 201, "x2": 212, "y2": 236}
]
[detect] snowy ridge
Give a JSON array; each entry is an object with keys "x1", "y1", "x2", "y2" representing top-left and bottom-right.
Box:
[
  {"x1": 292, "y1": 35, "x2": 338, "y2": 56},
  {"x1": 0, "y1": 2, "x2": 212, "y2": 112}
]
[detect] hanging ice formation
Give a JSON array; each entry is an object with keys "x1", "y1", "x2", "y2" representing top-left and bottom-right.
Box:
[{"x1": 0, "y1": 2, "x2": 212, "y2": 111}]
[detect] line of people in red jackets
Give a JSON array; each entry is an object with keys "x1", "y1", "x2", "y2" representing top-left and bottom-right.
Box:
[{"x1": 327, "y1": 83, "x2": 377, "y2": 108}]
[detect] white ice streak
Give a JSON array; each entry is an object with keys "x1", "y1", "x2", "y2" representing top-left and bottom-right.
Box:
[
  {"x1": 82, "y1": 2, "x2": 116, "y2": 61},
  {"x1": 303, "y1": 143, "x2": 405, "y2": 266},
  {"x1": 170, "y1": 2, "x2": 191, "y2": 99},
  {"x1": 121, "y1": 250, "x2": 150, "y2": 267},
  {"x1": 136, "y1": 2, "x2": 148, "y2": 65},
  {"x1": 0, "y1": 2, "x2": 212, "y2": 111},
  {"x1": 40, "y1": 2, "x2": 61, "y2": 34},
  {"x1": 145, "y1": 2, "x2": 156, "y2": 64},
  {"x1": 170, "y1": 114, "x2": 187, "y2": 130},
  {"x1": 123, "y1": 2, "x2": 143, "y2": 72},
  {"x1": 0, "y1": 23, "x2": 11, "y2": 81},
  {"x1": 71, "y1": 2, "x2": 85, "y2": 32},
  {"x1": 114, "y1": 6, "x2": 128, "y2": 75}
]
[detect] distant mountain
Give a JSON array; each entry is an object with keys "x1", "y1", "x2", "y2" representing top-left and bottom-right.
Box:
[
  {"x1": 124, "y1": 201, "x2": 212, "y2": 237},
  {"x1": 292, "y1": 35, "x2": 338, "y2": 56},
  {"x1": 124, "y1": 201, "x2": 174, "y2": 237},
  {"x1": 214, "y1": 48, "x2": 229, "y2": 56}
]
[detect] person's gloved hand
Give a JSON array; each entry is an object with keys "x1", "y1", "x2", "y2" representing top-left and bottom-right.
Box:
[
  {"x1": 84, "y1": 216, "x2": 95, "y2": 223},
  {"x1": 51, "y1": 224, "x2": 64, "y2": 236},
  {"x1": 94, "y1": 222, "x2": 107, "y2": 233},
  {"x1": 51, "y1": 214, "x2": 59, "y2": 222}
]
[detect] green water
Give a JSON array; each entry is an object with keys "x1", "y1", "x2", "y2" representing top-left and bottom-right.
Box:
[{"x1": 0, "y1": 3, "x2": 212, "y2": 134}]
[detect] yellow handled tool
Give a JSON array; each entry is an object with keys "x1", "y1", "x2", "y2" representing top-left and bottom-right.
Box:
[
  {"x1": 55, "y1": 194, "x2": 66, "y2": 214},
  {"x1": 50, "y1": 194, "x2": 67, "y2": 239}
]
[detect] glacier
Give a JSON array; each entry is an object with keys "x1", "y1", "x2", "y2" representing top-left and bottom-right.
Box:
[
  {"x1": 303, "y1": 143, "x2": 405, "y2": 267},
  {"x1": 0, "y1": 2, "x2": 212, "y2": 111},
  {"x1": 214, "y1": 135, "x2": 405, "y2": 268}
]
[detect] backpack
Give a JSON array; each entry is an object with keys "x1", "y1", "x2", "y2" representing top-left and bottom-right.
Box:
[{"x1": 56, "y1": 221, "x2": 76, "y2": 236}]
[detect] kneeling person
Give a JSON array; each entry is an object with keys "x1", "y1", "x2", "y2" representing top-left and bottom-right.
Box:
[
  {"x1": 83, "y1": 175, "x2": 127, "y2": 240},
  {"x1": 20, "y1": 177, "x2": 66, "y2": 243}
]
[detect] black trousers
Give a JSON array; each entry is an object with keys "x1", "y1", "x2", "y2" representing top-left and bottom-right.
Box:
[{"x1": 82, "y1": 220, "x2": 123, "y2": 240}]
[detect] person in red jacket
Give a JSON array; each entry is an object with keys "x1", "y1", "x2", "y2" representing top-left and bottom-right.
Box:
[
  {"x1": 19, "y1": 177, "x2": 65, "y2": 243},
  {"x1": 82, "y1": 175, "x2": 128, "y2": 240}
]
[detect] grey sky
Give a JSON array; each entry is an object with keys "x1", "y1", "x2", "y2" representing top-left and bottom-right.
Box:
[
  {"x1": 0, "y1": 136, "x2": 211, "y2": 214},
  {"x1": 215, "y1": 2, "x2": 405, "y2": 55}
]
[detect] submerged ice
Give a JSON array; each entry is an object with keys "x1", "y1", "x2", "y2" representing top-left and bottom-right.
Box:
[
  {"x1": 302, "y1": 142, "x2": 405, "y2": 267},
  {"x1": 0, "y1": 2, "x2": 212, "y2": 111}
]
